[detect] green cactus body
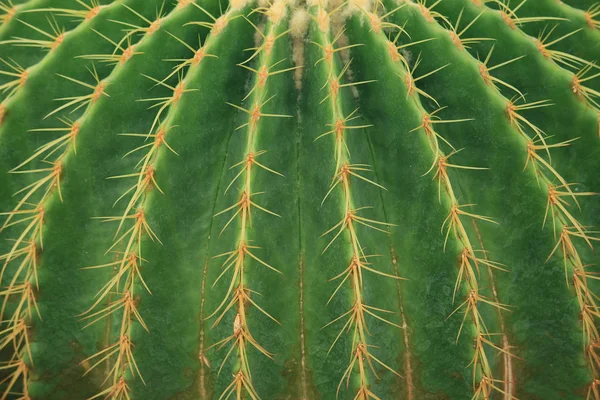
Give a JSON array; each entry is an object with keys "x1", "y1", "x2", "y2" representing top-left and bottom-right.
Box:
[{"x1": 0, "y1": 0, "x2": 599, "y2": 399}]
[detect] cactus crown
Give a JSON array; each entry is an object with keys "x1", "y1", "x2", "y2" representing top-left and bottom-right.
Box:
[{"x1": 0, "y1": 0, "x2": 599, "y2": 399}]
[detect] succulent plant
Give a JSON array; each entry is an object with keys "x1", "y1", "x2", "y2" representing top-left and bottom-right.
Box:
[{"x1": 0, "y1": 0, "x2": 599, "y2": 399}]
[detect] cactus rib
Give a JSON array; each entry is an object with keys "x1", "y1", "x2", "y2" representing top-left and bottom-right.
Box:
[
  {"x1": 388, "y1": 0, "x2": 599, "y2": 396},
  {"x1": 78, "y1": 3, "x2": 224, "y2": 398},
  {"x1": 309, "y1": 4, "x2": 405, "y2": 399},
  {"x1": 0, "y1": 2, "x2": 130, "y2": 394},
  {"x1": 207, "y1": 2, "x2": 291, "y2": 398},
  {"x1": 372, "y1": 6, "x2": 512, "y2": 397},
  {"x1": 413, "y1": 2, "x2": 600, "y2": 395},
  {"x1": 0, "y1": 0, "x2": 599, "y2": 398}
]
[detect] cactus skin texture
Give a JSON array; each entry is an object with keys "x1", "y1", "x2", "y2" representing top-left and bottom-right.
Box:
[{"x1": 0, "y1": 0, "x2": 600, "y2": 399}]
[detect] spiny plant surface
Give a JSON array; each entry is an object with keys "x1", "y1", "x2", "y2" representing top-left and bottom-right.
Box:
[{"x1": 0, "y1": 0, "x2": 599, "y2": 399}]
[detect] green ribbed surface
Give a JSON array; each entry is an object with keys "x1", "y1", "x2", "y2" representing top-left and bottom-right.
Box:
[{"x1": 0, "y1": 0, "x2": 598, "y2": 399}]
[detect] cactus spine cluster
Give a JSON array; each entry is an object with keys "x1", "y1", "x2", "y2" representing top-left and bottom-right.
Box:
[{"x1": 0, "y1": 0, "x2": 599, "y2": 399}]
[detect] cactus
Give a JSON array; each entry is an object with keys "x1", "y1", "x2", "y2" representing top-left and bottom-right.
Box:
[{"x1": 0, "y1": 0, "x2": 599, "y2": 398}]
